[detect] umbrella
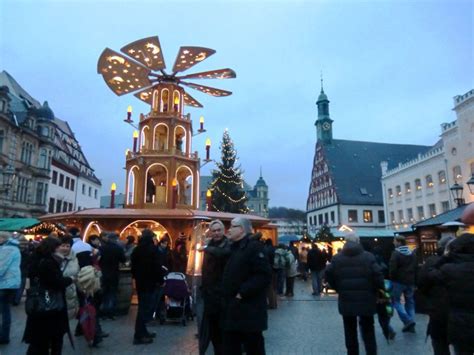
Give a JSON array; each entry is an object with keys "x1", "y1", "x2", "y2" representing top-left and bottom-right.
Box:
[{"x1": 78, "y1": 302, "x2": 97, "y2": 346}]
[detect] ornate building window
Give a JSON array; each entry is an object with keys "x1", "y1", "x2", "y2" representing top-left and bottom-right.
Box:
[
  {"x1": 438, "y1": 171, "x2": 446, "y2": 184},
  {"x1": 452, "y1": 165, "x2": 462, "y2": 181},
  {"x1": 405, "y1": 182, "x2": 411, "y2": 193},
  {"x1": 396, "y1": 185, "x2": 402, "y2": 196},
  {"x1": 415, "y1": 179, "x2": 422, "y2": 190},
  {"x1": 426, "y1": 175, "x2": 434, "y2": 188},
  {"x1": 388, "y1": 188, "x2": 393, "y2": 198}
]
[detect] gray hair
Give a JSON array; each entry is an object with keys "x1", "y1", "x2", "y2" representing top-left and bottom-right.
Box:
[
  {"x1": 232, "y1": 217, "x2": 253, "y2": 234},
  {"x1": 209, "y1": 219, "x2": 225, "y2": 230},
  {"x1": 345, "y1": 231, "x2": 360, "y2": 243}
]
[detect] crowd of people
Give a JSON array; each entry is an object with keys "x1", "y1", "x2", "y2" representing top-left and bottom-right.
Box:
[{"x1": 0, "y1": 223, "x2": 473, "y2": 355}]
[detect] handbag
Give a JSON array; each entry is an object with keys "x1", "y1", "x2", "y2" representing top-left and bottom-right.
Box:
[{"x1": 25, "y1": 277, "x2": 65, "y2": 316}]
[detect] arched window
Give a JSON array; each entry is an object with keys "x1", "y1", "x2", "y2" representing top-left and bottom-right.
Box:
[
  {"x1": 396, "y1": 185, "x2": 401, "y2": 196},
  {"x1": 160, "y1": 89, "x2": 169, "y2": 112},
  {"x1": 173, "y1": 90, "x2": 180, "y2": 112},
  {"x1": 145, "y1": 164, "x2": 168, "y2": 205},
  {"x1": 152, "y1": 90, "x2": 159, "y2": 111},
  {"x1": 38, "y1": 148, "x2": 47, "y2": 169},
  {"x1": 415, "y1": 179, "x2": 422, "y2": 190},
  {"x1": 127, "y1": 167, "x2": 139, "y2": 205},
  {"x1": 426, "y1": 175, "x2": 434, "y2": 188},
  {"x1": 388, "y1": 188, "x2": 393, "y2": 198},
  {"x1": 153, "y1": 124, "x2": 169, "y2": 151},
  {"x1": 452, "y1": 165, "x2": 462, "y2": 182},
  {"x1": 405, "y1": 182, "x2": 411, "y2": 193},
  {"x1": 140, "y1": 126, "x2": 150, "y2": 150},
  {"x1": 438, "y1": 171, "x2": 446, "y2": 184},
  {"x1": 176, "y1": 166, "x2": 193, "y2": 206},
  {"x1": 174, "y1": 125, "x2": 187, "y2": 154}
]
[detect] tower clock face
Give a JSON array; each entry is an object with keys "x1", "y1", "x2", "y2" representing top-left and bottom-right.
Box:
[{"x1": 322, "y1": 122, "x2": 331, "y2": 131}]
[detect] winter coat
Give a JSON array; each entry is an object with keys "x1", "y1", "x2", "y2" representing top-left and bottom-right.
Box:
[
  {"x1": 325, "y1": 241, "x2": 384, "y2": 317},
  {"x1": 99, "y1": 241, "x2": 126, "y2": 286},
  {"x1": 428, "y1": 234, "x2": 474, "y2": 350},
  {"x1": 0, "y1": 238, "x2": 21, "y2": 289},
  {"x1": 286, "y1": 252, "x2": 298, "y2": 278},
  {"x1": 307, "y1": 247, "x2": 327, "y2": 272},
  {"x1": 389, "y1": 246, "x2": 417, "y2": 285},
  {"x1": 131, "y1": 239, "x2": 165, "y2": 292},
  {"x1": 221, "y1": 234, "x2": 272, "y2": 332},
  {"x1": 60, "y1": 252, "x2": 80, "y2": 319},
  {"x1": 201, "y1": 237, "x2": 231, "y2": 314},
  {"x1": 23, "y1": 253, "x2": 72, "y2": 344},
  {"x1": 156, "y1": 245, "x2": 173, "y2": 272},
  {"x1": 273, "y1": 248, "x2": 289, "y2": 270}
]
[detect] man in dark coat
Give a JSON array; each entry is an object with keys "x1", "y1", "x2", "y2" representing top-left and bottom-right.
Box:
[
  {"x1": 99, "y1": 233, "x2": 126, "y2": 319},
  {"x1": 417, "y1": 235, "x2": 454, "y2": 355},
  {"x1": 325, "y1": 233, "x2": 384, "y2": 355},
  {"x1": 427, "y1": 233, "x2": 474, "y2": 355},
  {"x1": 389, "y1": 235, "x2": 417, "y2": 332},
  {"x1": 307, "y1": 244, "x2": 327, "y2": 295},
  {"x1": 199, "y1": 219, "x2": 231, "y2": 355},
  {"x1": 221, "y1": 217, "x2": 272, "y2": 355},
  {"x1": 131, "y1": 229, "x2": 165, "y2": 345}
]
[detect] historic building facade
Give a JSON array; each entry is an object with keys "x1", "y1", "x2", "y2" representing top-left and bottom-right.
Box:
[
  {"x1": 0, "y1": 70, "x2": 101, "y2": 217},
  {"x1": 306, "y1": 84, "x2": 430, "y2": 235},
  {"x1": 381, "y1": 89, "x2": 474, "y2": 229},
  {"x1": 199, "y1": 174, "x2": 269, "y2": 217}
]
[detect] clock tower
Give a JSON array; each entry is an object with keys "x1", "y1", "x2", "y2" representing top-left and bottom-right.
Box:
[{"x1": 315, "y1": 79, "x2": 333, "y2": 144}]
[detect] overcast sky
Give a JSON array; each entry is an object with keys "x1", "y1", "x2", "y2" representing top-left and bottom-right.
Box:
[{"x1": 1, "y1": 0, "x2": 472, "y2": 210}]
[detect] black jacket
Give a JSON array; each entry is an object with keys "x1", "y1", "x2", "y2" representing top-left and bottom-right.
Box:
[
  {"x1": 201, "y1": 237, "x2": 231, "y2": 313},
  {"x1": 221, "y1": 234, "x2": 272, "y2": 332},
  {"x1": 99, "y1": 241, "x2": 126, "y2": 285},
  {"x1": 428, "y1": 235, "x2": 474, "y2": 349},
  {"x1": 23, "y1": 254, "x2": 72, "y2": 344},
  {"x1": 307, "y1": 247, "x2": 327, "y2": 272},
  {"x1": 131, "y1": 239, "x2": 165, "y2": 292},
  {"x1": 325, "y1": 242, "x2": 384, "y2": 316},
  {"x1": 389, "y1": 247, "x2": 417, "y2": 285}
]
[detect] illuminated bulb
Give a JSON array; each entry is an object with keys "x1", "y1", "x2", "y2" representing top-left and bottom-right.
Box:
[
  {"x1": 125, "y1": 149, "x2": 130, "y2": 155},
  {"x1": 133, "y1": 130, "x2": 139, "y2": 138},
  {"x1": 127, "y1": 105, "x2": 132, "y2": 113},
  {"x1": 174, "y1": 96, "x2": 179, "y2": 104},
  {"x1": 172, "y1": 178, "x2": 178, "y2": 187},
  {"x1": 205, "y1": 138, "x2": 211, "y2": 147},
  {"x1": 111, "y1": 183, "x2": 117, "y2": 191},
  {"x1": 206, "y1": 189, "x2": 212, "y2": 197},
  {"x1": 200, "y1": 116, "x2": 204, "y2": 124}
]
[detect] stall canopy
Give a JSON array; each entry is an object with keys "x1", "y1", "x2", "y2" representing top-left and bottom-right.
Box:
[
  {"x1": 278, "y1": 235, "x2": 301, "y2": 244},
  {"x1": 0, "y1": 218, "x2": 40, "y2": 232},
  {"x1": 330, "y1": 228, "x2": 397, "y2": 238}
]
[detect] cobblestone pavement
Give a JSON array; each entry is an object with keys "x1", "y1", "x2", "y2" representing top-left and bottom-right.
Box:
[{"x1": 1, "y1": 279, "x2": 432, "y2": 355}]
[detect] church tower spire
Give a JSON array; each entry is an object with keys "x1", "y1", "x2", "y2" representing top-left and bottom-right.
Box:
[{"x1": 315, "y1": 74, "x2": 333, "y2": 144}]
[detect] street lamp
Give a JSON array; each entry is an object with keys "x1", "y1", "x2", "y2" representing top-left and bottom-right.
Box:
[
  {"x1": 467, "y1": 174, "x2": 474, "y2": 195},
  {"x1": 450, "y1": 182, "x2": 465, "y2": 207}
]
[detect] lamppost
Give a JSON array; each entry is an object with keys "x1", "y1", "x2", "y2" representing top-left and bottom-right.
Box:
[
  {"x1": 450, "y1": 182, "x2": 465, "y2": 207},
  {"x1": 467, "y1": 174, "x2": 474, "y2": 195}
]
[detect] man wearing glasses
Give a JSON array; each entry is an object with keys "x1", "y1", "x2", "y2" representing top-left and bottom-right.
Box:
[{"x1": 221, "y1": 217, "x2": 272, "y2": 355}]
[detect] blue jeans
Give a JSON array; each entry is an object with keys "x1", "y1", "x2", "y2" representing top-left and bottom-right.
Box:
[
  {"x1": 0, "y1": 289, "x2": 15, "y2": 342},
  {"x1": 101, "y1": 283, "x2": 118, "y2": 317},
  {"x1": 391, "y1": 282, "x2": 415, "y2": 325}
]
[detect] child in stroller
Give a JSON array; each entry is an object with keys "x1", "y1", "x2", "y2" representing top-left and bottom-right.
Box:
[{"x1": 161, "y1": 272, "x2": 193, "y2": 326}]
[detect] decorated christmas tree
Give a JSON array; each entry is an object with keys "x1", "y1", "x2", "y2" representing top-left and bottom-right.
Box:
[
  {"x1": 210, "y1": 130, "x2": 248, "y2": 213},
  {"x1": 315, "y1": 224, "x2": 334, "y2": 243}
]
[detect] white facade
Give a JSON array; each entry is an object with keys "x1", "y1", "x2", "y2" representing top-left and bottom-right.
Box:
[
  {"x1": 381, "y1": 89, "x2": 474, "y2": 229},
  {"x1": 270, "y1": 218, "x2": 306, "y2": 236},
  {"x1": 307, "y1": 204, "x2": 386, "y2": 235},
  {"x1": 48, "y1": 165, "x2": 101, "y2": 213}
]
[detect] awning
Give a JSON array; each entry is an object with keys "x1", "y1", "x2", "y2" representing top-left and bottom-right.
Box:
[
  {"x1": 0, "y1": 218, "x2": 41, "y2": 232},
  {"x1": 330, "y1": 228, "x2": 397, "y2": 238}
]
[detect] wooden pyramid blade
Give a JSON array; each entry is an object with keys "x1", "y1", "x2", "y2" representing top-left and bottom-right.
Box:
[
  {"x1": 181, "y1": 81, "x2": 232, "y2": 97},
  {"x1": 172, "y1": 47, "x2": 216, "y2": 74},
  {"x1": 134, "y1": 87, "x2": 154, "y2": 104},
  {"x1": 178, "y1": 68, "x2": 236, "y2": 80},
  {"x1": 183, "y1": 90, "x2": 203, "y2": 108},
  {"x1": 97, "y1": 48, "x2": 151, "y2": 96},
  {"x1": 120, "y1": 36, "x2": 166, "y2": 71}
]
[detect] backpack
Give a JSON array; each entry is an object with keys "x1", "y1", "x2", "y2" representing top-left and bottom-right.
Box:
[{"x1": 273, "y1": 250, "x2": 289, "y2": 269}]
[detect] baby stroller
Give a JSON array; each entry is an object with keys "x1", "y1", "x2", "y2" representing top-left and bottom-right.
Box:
[{"x1": 161, "y1": 272, "x2": 193, "y2": 326}]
